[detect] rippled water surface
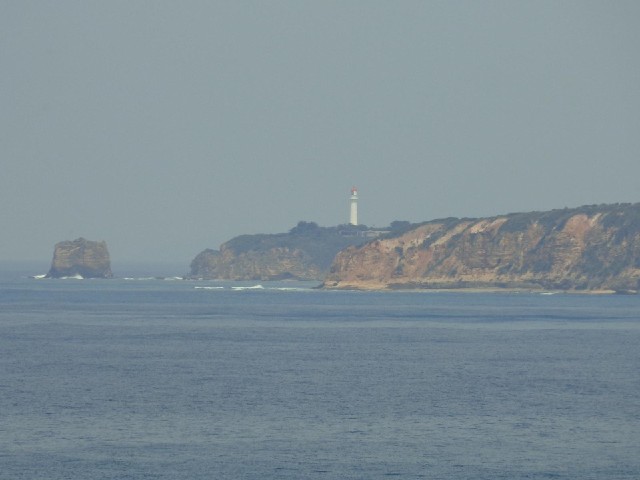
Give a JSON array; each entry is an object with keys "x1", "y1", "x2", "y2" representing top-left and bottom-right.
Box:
[{"x1": 1, "y1": 276, "x2": 639, "y2": 479}]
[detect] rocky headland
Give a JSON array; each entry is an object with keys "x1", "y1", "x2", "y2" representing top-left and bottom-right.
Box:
[
  {"x1": 188, "y1": 222, "x2": 375, "y2": 281},
  {"x1": 46, "y1": 238, "x2": 113, "y2": 279},
  {"x1": 323, "y1": 203, "x2": 640, "y2": 293}
]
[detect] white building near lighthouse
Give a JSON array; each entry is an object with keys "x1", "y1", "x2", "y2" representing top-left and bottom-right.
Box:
[{"x1": 349, "y1": 186, "x2": 358, "y2": 225}]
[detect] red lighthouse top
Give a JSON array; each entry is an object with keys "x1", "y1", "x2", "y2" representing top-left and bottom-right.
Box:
[{"x1": 351, "y1": 186, "x2": 358, "y2": 195}]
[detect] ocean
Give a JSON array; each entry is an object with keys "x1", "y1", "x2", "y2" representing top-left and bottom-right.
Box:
[{"x1": 1, "y1": 271, "x2": 639, "y2": 479}]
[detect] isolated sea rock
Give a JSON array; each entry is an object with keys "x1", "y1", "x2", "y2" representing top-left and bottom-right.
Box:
[
  {"x1": 323, "y1": 203, "x2": 640, "y2": 293},
  {"x1": 45, "y1": 238, "x2": 113, "y2": 279}
]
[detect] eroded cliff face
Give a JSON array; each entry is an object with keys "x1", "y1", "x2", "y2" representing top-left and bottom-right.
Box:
[
  {"x1": 189, "y1": 245, "x2": 325, "y2": 280},
  {"x1": 46, "y1": 238, "x2": 113, "y2": 279},
  {"x1": 188, "y1": 222, "x2": 369, "y2": 281},
  {"x1": 324, "y1": 204, "x2": 640, "y2": 292}
]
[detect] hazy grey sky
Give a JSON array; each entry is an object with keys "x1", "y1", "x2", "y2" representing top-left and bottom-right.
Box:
[{"x1": 2, "y1": 1, "x2": 639, "y2": 266}]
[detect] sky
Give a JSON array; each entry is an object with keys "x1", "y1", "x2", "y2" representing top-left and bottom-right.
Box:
[{"x1": 2, "y1": 1, "x2": 639, "y2": 267}]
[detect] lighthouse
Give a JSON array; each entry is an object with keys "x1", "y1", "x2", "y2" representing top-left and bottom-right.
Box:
[{"x1": 349, "y1": 186, "x2": 358, "y2": 225}]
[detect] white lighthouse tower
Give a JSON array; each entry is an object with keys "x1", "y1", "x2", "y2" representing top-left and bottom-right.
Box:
[{"x1": 349, "y1": 186, "x2": 358, "y2": 225}]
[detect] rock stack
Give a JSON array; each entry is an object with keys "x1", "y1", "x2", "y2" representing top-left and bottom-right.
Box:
[{"x1": 45, "y1": 238, "x2": 113, "y2": 279}]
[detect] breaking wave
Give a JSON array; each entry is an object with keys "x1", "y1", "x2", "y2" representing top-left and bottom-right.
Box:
[
  {"x1": 194, "y1": 284, "x2": 315, "y2": 292},
  {"x1": 231, "y1": 285, "x2": 265, "y2": 291}
]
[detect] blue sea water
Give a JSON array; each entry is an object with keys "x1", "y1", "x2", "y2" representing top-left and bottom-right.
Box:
[{"x1": 1, "y1": 273, "x2": 639, "y2": 479}]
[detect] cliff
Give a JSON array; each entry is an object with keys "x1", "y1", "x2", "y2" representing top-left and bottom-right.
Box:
[
  {"x1": 189, "y1": 222, "x2": 373, "y2": 281},
  {"x1": 46, "y1": 238, "x2": 113, "y2": 279},
  {"x1": 323, "y1": 203, "x2": 640, "y2": 293}
]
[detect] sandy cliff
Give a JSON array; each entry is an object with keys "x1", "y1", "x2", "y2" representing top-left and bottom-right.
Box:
[{"x1": 323, "y1": 204, "x2": 640, "y2": 293}]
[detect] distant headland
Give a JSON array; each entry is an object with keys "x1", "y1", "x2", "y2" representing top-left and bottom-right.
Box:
[
  {"x1": 186, "y1": 186, "x2": 397, "y2": 281},
  {"x1": 187, "y1": 221, "x2": 388, "y2": 281}
]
